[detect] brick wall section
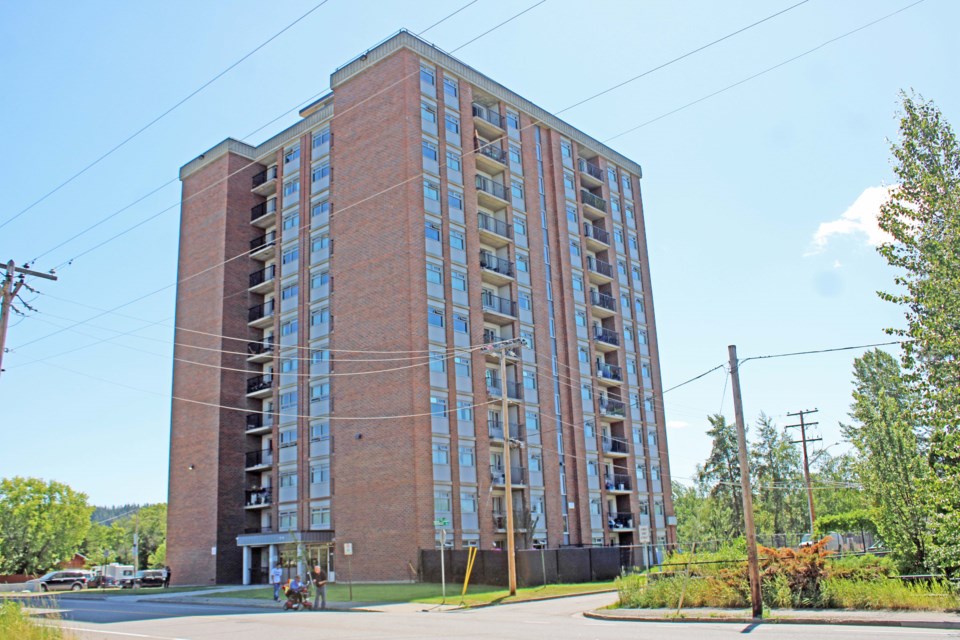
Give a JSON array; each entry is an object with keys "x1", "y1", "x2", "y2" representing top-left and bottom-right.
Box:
[
  {"x1": 329, "y1": 48, "x2": 433, "y2": 581},
  {"x1": 168, "y1": 152, "x2": 259, "y2": 585}
]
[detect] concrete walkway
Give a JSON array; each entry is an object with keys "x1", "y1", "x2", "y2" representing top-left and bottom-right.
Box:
[{"x1": 586, "y1": 606, "x2": 960, "y2": 630}]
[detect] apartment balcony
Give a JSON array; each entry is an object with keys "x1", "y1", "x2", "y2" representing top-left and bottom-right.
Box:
[
  {"x1": 249, "y1": 231, "x2": 276, "y2": 261},
  {"x1": 477, "y1": 212, "x2": 512, "y2": 248},
  {"x1": 251, "y1": 165, "x2": 278, "y2": 196},
  {"x1": 593, "y1": 326, "x2": 620, "y2": 351},
  {"x1": 248, "y1": 300, "x2": 275, "y2": 328},
  {"x1": 583, "y1": 222, "x2": 610, "y2": 250},
  {"x1": 245, "y1": 488, "x2": 273, "y2": 509},
  {"x1": 246, "y1": 374, "x2": 274, "y2": 399},
  {"x1": 606, "y1": 511, "x2": 635, "y2": 530},
  {"x1": 586, "y1": 256, "x2": 614, "y2": 284},
  {"x1": 596, "y1": 362, "x2": 623, "y2": 386},
  {"x1": 246, "y1": 339, "x2": 274, "y2": 364},
  {"x1": 605, "y1": 474, "x2": 632, "y2": 493},
  {"x1": 248, "y1": 264, "x2": 276, "y2": 294},
  {"x1": 578, "y1": 158, "x2": 604, "y2": 187},
  {"x1": 245, "y1": 412, "x2": 273, "y2": 434},
  {"x1": 476, "y1": 141, "x2": 507, "y2": 173},
  {"x1": 479, "y1": 251, "x2": 514, "y2": 285},
  {"x1": 481, "y1": 291, "x2": 517, "y2": 324},
  {"x1": 250, "y1": 197, "x2": 277, "y2": 228},
  {"x1": 598, "y1": 396, "x2": 627, "y2": 420},
  {"x1": 493, "y1": 511, "x2": 529, "y2": 531},
  {"x1": 244, "y1": 448, "x2": 273, "y2": 471},
  {"x1": 487, "y1": 380, "x2": 523, "y2": 403},
  {"x1": 482, "y1": 329, "x2": 519, "y2": 362},
  {"x1": 580, "y1": 189, "x2": 608, "y2": 218},
  {"x1": 589, "y1": 290, "x2": 617, "y2": 317},
  {"x1": 602, "y1": 437, "x2": 630, "y2": 458},
  {"x1": 490, "y1": 465, "x2": 527, "y2": 487},
  {"x1": 472, "y1": 103, "x2": 504, "y2": 138},
  {"x1": 488, "y1": 420, "x2": 521, "y2": 442},
  {"x1": 475, "y1": 175, "x2": 509, "y2": 209}
]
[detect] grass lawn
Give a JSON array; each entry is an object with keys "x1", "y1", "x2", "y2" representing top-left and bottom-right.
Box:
[{"x1": 209, "y1": 581, "x2": 617, "y2": 606}]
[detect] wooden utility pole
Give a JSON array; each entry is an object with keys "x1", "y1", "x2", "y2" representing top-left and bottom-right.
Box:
[
  {"x1": 727, "y1": 345, "x2": 762, "y2": 619},
  {"x1": 786, "y1": 409, "x2": 822, "y2": 536},
  {"x1": 0, "y1": 260, "x2": 57, "y2": 378}
]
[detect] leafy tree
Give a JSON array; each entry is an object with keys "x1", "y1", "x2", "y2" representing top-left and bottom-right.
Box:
[
  {"x1": 750, "y1": 414, "x2": 806, "y2": 542},
  {"x1": 696, "y1": 414, "x2": 744, "y2": 538},
  {"x1": 842, "y1": 349, "x2": 930, "y2": 571},
  {"x1": 877, "y1": 92, "x2": 960, "y2": 570},
  {"x1": 81, "y1": 522, "x2": 130, "y2": 566},
  {"x1": 130, "y1": 504, "x2": 166, "y2": 569},
  {"x1": 148, "y1": 541, "x2": 166, "y2": 569},
  {"x1": 810, "y1": 452, "x2": 869, "y2": 519},
  {"x1": 0, "y1": 477, "x2": 93, "y2": 575}
]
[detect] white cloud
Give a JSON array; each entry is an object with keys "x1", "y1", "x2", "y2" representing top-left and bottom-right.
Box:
[
  {"x1": 667, "y1": 420, "x2": 689, "y2": 430},
  {"x1": 806, "y1": 185, "x2": 897, "y2": 255}
]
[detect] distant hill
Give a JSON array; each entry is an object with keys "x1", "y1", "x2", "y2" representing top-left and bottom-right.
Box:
[{"x1": 91, "y1": 504, "x2": 142, "y2": 524}]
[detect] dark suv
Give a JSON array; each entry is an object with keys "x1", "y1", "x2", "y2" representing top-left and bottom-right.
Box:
[
  {"x1": 27, "y1": 571, "x2": 87, "y2": 592},
  {"x1": 134, "y1": 570, "x2": 166, "y2": 588}
]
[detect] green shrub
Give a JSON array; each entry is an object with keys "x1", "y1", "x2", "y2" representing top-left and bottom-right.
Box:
[
  {"x1": 0, "y1": 600, "x2": 72, "y2": 640},
  {"x1": 821, "y1": 579, "x2": 960, "y2": 611},
  {"x1": 825, "y1": 554, "x2": 897, "y2": 581}
]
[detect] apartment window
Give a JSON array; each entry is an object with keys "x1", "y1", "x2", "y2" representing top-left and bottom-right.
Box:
[
  {"x1": 511, "y1": 179, "x2": 524, "y2": 201},
  {"x1": 509, "y1": 145, "x2": 522, "y2": 165},
  {"x1": 454, "y1": 356, "x2": 471, "y2": 378},
  {"x1": 279, "y1": 391, "x2": 297, "y2": 410},
  {"x1": 426, "y1": 263, "x2": 443, "y2": 285},
  {"x1": 516, "y1": 255, "x2": 529, "y2": 273},
  {"x1": 432, "y1": 443, "x2": 450, "y2": 465},
  {"x1": 283, "y1": 212, "x2": 299, "y2": 231},
  {"x1": 638, "y1": 499, "x2": 649, "y2": 515},
  {"x1": 519, "y1": 292, "x2": 532, "y2": 310},
  {"x1": 443, "y1": 77, "x2": 458, "y2": 98},
  {"x1": 448, "y1": 189, "x2": 464, "y2": 211},
  {"x1": 625, "y1": 205, "x2": 635, "y2": 221},
  {"x1": 654, "y1": 499, "x2": 664, "y2": 515},
  {"x1": 279, "y1": 472, "x2": 297, "y2": 488},
  {"x1": 581, "y1": 384, "x2": 593, "y2": 401},
  {"x1": 629, "y1": 235, "x2": 640, "y2": 253},
  {"x1": 311, "y1": 234, "x2": 329, "y2": 252},
  {"x1": 585, "y1": 420, "x2": 596, "y2": 439},
  {"x1": 311, "y1": 349, "x2": 329, "y2": 366},
  {"x1": 617, "y1": 260, "x2": 627, "y2": 276},
  {"x1": 430, "y1": 396, "x2": 447, "y2": 417},
  {"x1": 627, "y1": 359, "x2": 638, "y2": 376},
  {"x1": 459, "y1": 445, "x2": 475, "y2": 467},
  {"x1": 311, "y1": 163, "x2": 330, "y2": 183},
  {"x1": 311, "y1": 506, "x2": 331, "y2": 528},
  {"x1": 283, "y1": 179, "x2": 299, "y2": 198},
  {"x1": 610, "y1": 198, "x2": 621, "y2": 216},
  {"x1": 429, "y1": 352, "x2": 446, "y2": 373},
  {"x1": 648, "y1": 431, "x2": 658, "y2": 448},
  {"x1": 312, "y1": 128, "x2": 330, "y2": 149},
  {"x1": 428, "y1": 307, "x2": 444, "y2": 327},
  {"x1": 607, "y1": 167, "x2": 617, "y2": 187},
  {"x1": 434, "y1": 491, "x2": 451, "y2": 513},
  {"x1": 453, "y1": 313, "x2": 468, "y2": 333},
  {"x1": 281, "y1": 284, "x2": 298, "y2": 300},
  {"x1": 575, "y1": 311, "x2": 586, "y2": 327},
  {"x1": 420, "y1": 65, "x2": 435, "y2": 86},
  {"x1": 622, "y1": 174, "x2": 632, "y2": 195},
  {"x1": 569, "y1": 240, "x2": 580, "y2": 258},
  {"x1": 506, "y1": 111, "x2": 520, "y2": 130},
  {"x1": 578, "y1": 346, "x2": 589, "y2": 363},
  {"x1": 520, "y1": 330, "x2": 534, "y2": 349},
  {"x1": 424, "y1": 180, "x2": 440, "y2": 202},
  {"x1": 449, "y1": 229, "x2": 465, "y2": 250},
  {"x1": 635, "y1": 297, "x2": 645, "y2": 316},
  {"x1": 644, "y1": 396, "x2": 654, "y2": 413},
  {"x1": 457, "y1": 401, "x2": 473, "y2": 421},
  {"x1": 514, "y1": 217, "x2": 527, "y2": 237},
  {"x1": 566, "y1": 205, "x2": 578, "y2": 224},
  {"x1": 310, "y1": 422, "x2": 329, "y2": 441},
  {"x1": 563, "y1": 173, "x2": 575, "y2": 192},
  {"x1": 445, "y1": 113, "x2": 460, "y2": 136},
  {"x1": 312, "y1": 200, "x2": 330, "y2": 219},
  {"x1": 311, "y1": 307, "x2": 330, "y2": 326},
  {"x1": 642, "y1": 363, "x2": 652, "y2": 379},
  {"x1": 421, "y1": 102, "x2": 437, "y2": 123},
  {"x1": 285, "y1": 146, "x2": 300, "y2": 165},
  {"x1": 279, "y1": 511, "x2": 297, "y2": 531},
  {"x1": 638, "y1": 329, "x2": 648, "y2": 345},
  {"x1": 560, "y1": 140, "x2": 572, "y2": 159},
  {"x1": 280, "y1": 319, "x2": 298, "y2": 336},
  {"x1": 529, "y1": 453, "x2": 542, "y2": 472},
  {"x1": 311, "y1": 382, "x2": 330, "y2": 401},
  {"x1": 614, "y1": 229, "x2": 624, "y2": 245},
  {"x1": 278, "y1": 430, "x2": 297, "y2": 447},
  {"x1": 310, "y1": 463, "x2": 330, "y2": 484},
  {"x1": 587, "y1": 459, "x2": 599, "y2": 477},
  {"x1": 460, "y1": 492, "x2": 477, "y2": 513},
  {"x1": 282, "y1": 246, "x2": 299, "y2": 265},
  {"x1": 450, "y1": 271, "x2": 466, "y2": 292},
  {"x1": 422, "y1": 140, "x2": 439, "y2": 163},
  {"x1": 652, "y1": 465, "x2": 662, "y2": 480},
  {"x1": 572, "y1": 275, "x2": 584, "y2": 292},
  {"x1": 523, "y1": 370, "x2": 537, "y2": 390},
  {"x1": 636, "y1": 463, "x2": 646, "y2": 480},
  {"x1": 311, "y1": 271, "x2": 329, "y2": 289},
  {"x1": 280, "y1": 358, "x2": 297, "y2": 375},
  {"x1": 632, "y1": 266, "x2": 642, "y2": 282},
  {"x1": 446, "y1": 150, "x2": 461, "y2": 173}
]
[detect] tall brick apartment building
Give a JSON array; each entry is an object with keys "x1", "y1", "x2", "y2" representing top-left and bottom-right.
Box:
[{"x1": 168, "y1": 30, "x2": 675, "y2": 585}]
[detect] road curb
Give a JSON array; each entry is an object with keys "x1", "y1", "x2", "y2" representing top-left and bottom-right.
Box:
[
  {"x1": 583, "y1": 609, "x2": 960, "y2": 630},
  {"x1": 136, "y1": 596, "x2": 379, "y2": 612}
]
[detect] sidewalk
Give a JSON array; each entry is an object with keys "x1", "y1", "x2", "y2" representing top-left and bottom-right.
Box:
[{"x1": 585, "y1": 606, "x2": 960, "y2": 630}]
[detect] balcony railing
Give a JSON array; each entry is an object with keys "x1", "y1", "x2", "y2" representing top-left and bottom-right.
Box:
[
  {"x1": 490, "y1": 465, "x2": 527, "y2": 485},
  {"x1": 602, "y1": 437, "x2": 629, "y2": 454},
  {"x1": 248, "y1": 300, "x2": 275, "y2": 323},
  {"x1": 487, "y1": 380, "x2": 523, "y2": 401},
  {"x1": 472, "y1": 103, "x2": 503, "y2": 128},
  {"x1": 246, "y1": 413, "x2": 273, "y2": 431},
  {"x1": 479, "y1": 251, "x2": 514, "y2": 277},
  {"x1": 246, "y1": 374, "x2": 273, "y2": 394},
  {"x1": 581, "y1": 189, "x2": 608, "y2": 212},
  {"x1": 605, "y1": 474, "x2": 632, "y2": 491},
  {"x1": 594, "y1": 327, "x2": 620, "y2": 346},
  {"x1": 249, "y1": 265, "x2": 276, "y2": 288},
  {"x1": 488, "y1": 420, "x2": 521, "y2": 440},
  {"x1": 596, "y1": 362, "x2": 623, "y2": 382},
  {"x1": 250, "y1": 198, "x2": 277, "y2": 221},
  {"x1": 247, "y1": 339, "x2": 274, "y2": 357},
  {"x1": 583, "y1": 222, "x2": 610, "y2": 244},
  {"x1": 481, "y1": 291, "x2": 517, "y2": 317},
  {"x1": 586, "y1": 256, "x2": 614, "y2": 278},
  {"x1": 477, "y1": 142, "x2": 507, "y2": 164},
  {"x1": 493, "y1": 511, "x2": 529, "y2": 529},
  {"x1": 245, "y1": 488, "x2": 273, "y2": 507},
  {"x1": 606, "y1": 512, "x2": 634, "y2": 529},
  {"x1": 251, "y1": 166, "x2": 277, "y2": 188},
  {"x1": 590, "y1": 290, "x2": 616, "y2": 311},
  {"x1": 244, "y1": 449, "x2": 273, "y2": 468},
  {"x1": 250, "y1": 231, "x2": 276, "y2": 253},
  {"x1": 476, "y1": 175, "x2": 507, "y2": 201},
  {"x1": 478, "y1": 212, "x2": 512, "y2": 239},
  {"x1": 599, "y1": 396, "x2": 627, "y2": 417},
  {"x1": 578, "y1": 158, "x2": 603, "y2": 181}
]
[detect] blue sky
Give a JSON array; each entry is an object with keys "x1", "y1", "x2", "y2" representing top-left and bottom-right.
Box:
[{"x1": 0, "y1": 0, "x2": 953, "y2": 505}]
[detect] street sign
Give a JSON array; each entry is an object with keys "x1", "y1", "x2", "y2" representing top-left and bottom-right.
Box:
[
  {"x1": 343, "y1": 543, "x2": 353, "y2": 556},
  {"x1": 638, "y1": 525, "x2": 651, "y2": 544},
  {"x1": 434, "y1": 518, "x2": 449, "y2": 527}
]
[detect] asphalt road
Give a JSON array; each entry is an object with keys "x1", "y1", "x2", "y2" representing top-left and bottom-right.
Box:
[{"x1": 30, "y1": 593, "x2": 960, "y2": 640}]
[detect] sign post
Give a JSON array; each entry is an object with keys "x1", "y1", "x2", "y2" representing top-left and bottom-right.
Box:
[
  {"x1": 343, "y1": 542, "x2": 353, "y2": 601},
  {"x1": 434, "y1": 518, "x2": 449, "y2": 603}
]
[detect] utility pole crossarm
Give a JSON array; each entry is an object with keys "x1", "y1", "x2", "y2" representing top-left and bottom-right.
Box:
[{"x1": 0, "y1": 260, "x2": 58, "y2": 378}]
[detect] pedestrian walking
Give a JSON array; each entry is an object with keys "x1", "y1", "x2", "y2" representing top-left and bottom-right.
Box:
[
  {"x1": 271, "y1": 564, "x2": 284, "y2": 601},
  {"x1": 309, "y1": 564, "x2": 327, "y2": 610},
  {"x1": 163, "y1": 566, "x2": 172, "y2": 588}
]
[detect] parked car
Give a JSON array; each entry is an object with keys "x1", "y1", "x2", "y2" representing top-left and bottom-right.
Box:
[
  {"x1": 26, "y1": 571, "x2": 87, "y2": 592},
  {"x1": 134, "y1": 570, "x2": 166, "y2": 588}
]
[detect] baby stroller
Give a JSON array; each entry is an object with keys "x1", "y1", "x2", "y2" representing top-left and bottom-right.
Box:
[{"x1": 281, "y1": 583, "x2": 313, "y2": 611}]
